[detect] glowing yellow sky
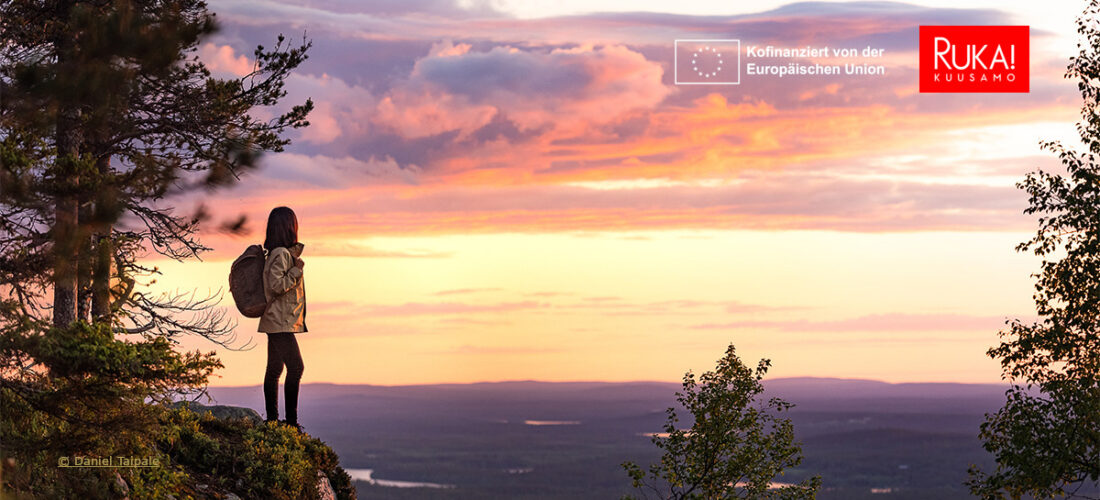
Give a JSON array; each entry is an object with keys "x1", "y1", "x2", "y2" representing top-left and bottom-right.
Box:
[{"x1": 163, "y1": 230, "x2": 1037, "y2": 386}]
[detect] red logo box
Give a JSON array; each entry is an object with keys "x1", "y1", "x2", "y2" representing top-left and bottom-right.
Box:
[{"x1": 919, "y1": 26, "x2": 1029, "y2": 93}]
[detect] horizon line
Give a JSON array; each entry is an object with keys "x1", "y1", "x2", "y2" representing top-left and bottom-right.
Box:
[{"x1": 205, "y1": 375, "x2": 1013, "y2": 389}]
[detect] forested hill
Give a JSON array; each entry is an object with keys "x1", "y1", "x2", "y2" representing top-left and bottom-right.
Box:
[{"x1": 207, "y1": 378, "x2": 1016, "y2": 500}]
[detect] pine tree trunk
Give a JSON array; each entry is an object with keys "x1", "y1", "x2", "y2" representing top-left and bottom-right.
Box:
[
  {"x1": 51, "y1": 0, "x2": 79, "y2": 328},
  {"x1": 90, "y1": 150, "x2": 113, "y2": 322},
  {"x1": 77, "y1": 205, "x2": 92, "y2": 322},
  {"x1": 91, "y1": 233, "x2": 112, "y2": 321},
  {"x1": 52, "y1": 139, "x2": 79, "y2": 328}
]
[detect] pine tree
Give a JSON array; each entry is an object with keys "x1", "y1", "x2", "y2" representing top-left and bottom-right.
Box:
[
  {"x1": 1, "y1": 0, "x2": 311, "y2": 333},
  {"x1": 0, "y1": 0, "x2": 313, "y2": 495}
]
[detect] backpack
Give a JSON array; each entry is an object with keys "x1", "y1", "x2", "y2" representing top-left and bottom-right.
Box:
[{"x1": 229, "y1": 244, "x2": 268, "y2": 318}]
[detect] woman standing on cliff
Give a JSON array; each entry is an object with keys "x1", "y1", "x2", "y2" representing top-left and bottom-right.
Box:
[{"x1": 259, "y1": 206, "x2": 307, "y2": 430}]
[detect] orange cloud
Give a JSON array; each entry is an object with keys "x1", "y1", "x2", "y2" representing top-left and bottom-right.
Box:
[{"x1": 186, "y1": 2, "x2": 1077, "y2": 242}]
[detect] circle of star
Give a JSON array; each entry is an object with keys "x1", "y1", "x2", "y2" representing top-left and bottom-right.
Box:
[{"x1": 692, "y1": 46, "x2": 724, "y2": 78}]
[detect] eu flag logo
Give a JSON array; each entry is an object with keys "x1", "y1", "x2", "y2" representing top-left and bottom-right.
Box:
[{"x1": 675, "y1": 39, "x2": 740, "y2": 85}]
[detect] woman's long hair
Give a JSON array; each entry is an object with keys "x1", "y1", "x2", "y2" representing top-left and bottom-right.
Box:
[{"x1": 264, "y1": 206, "x2": 299, "y2": 251}]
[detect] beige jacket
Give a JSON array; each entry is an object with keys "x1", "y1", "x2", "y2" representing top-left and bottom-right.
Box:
[{"x1": 258, "y1": 243, "x2": 307, "y2": 333}]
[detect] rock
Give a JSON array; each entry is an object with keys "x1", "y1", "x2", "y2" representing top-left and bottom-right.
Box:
[
  {"x1": 114, "y1": 471, "x2": 130, "y2": 499},
  {"x1": 316, "y1": 470, "x2": 336, "y2": 500},
  {"x1": 225, "y1": 494, "x2": 241, "y2": 500},
  {"x1": 170, "y1": 401, "x2": 262, "y2": 423}
]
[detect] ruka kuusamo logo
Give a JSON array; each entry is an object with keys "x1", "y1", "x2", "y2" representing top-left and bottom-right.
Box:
[{"x1": 919, "y1": 26, "x2": 1029, "y2": 93}]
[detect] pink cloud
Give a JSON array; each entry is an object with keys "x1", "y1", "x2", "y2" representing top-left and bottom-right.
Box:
[
  {"x1": 689, "y1": 313, "x2": 1019, "y2": 332},
  {"x1": 189, "y1": 168, "x2": 1032, "y2": 251},
  {"x1": 305, "y1": 242, "x2": 451, "y2": 258},
  {"x1": 359, "y1": 301, "x2": 545, "y2": 316},
  {"x1": 432, "y1": 288, "x2": 503, "y2": 296},
  {"x1": 245, "y1": 153, "x2": 421, "y2": 188},
  {"x1": 198, "y1": 43, "x2": 253, "y2": 77},
  {"x1": 374, "y1": 88, "x2": 498, "y2": 139},
  {"x1": 539, "y1": 298, "x2": 794, "y2": 316},
  {"x1": 283, "y1": 72, "x2": 379, "y2": 145},
  {"x1": 373, "y1": 42, "x2": 672, "y2": 137},
  {"x1": 300, "y1": 101, "x2": 343, "y2": 144},
  {"x1": 440, "y1": 344, "x2": 565, "y2": 355}
]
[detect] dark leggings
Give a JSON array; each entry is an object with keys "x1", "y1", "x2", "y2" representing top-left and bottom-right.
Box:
[{"x1": 264, "y1": 332, "x2": 304, "y2": 425}]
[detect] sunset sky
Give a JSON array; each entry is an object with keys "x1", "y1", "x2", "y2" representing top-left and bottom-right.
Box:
[{"x1": 155, "y1": 0, "x2": 1088, "y2": 386}]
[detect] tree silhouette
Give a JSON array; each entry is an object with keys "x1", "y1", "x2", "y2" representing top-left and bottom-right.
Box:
[
  {"x1": 623, "y1": 344, "x2": 820, "y2": 500},
  {"x1": 1, "y1": 0, "x2": 311, "y2": 336},
  {"x1": 0, "y1": 0, "x2": 312, "y2": 495},
  {"x1": 967, "y1": 2, "x2": 1100, "y2": 498}
]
